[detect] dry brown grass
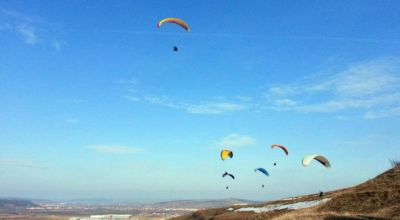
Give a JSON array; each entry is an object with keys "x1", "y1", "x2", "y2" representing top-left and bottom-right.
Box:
[
  {"x1": 169, "y1": 166, "x2": 400, "y2": 220},
  {"x1": 318, "y1": 166, "x2": 400, "y2": 219}
]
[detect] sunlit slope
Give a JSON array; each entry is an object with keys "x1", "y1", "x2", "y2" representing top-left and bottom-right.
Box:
[{"x1": 169, "y1": 165, "x2": 400, "y2": 220}]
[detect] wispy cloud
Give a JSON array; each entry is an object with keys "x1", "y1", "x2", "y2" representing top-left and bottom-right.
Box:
[
  {"x1": 16, "y1": 24, "x2": 37, "y2": 44},
  {"x1": 119, "y1": 78, "x2": 142, "y2": 102},
  {"x1": 1, "y1": 9, "x2": 64, "y2": 48},
  {"x1": 88, "y1": 145, "x2": 142, "y2": 154},
  {"x1": 185, "y1": 102, "x2": 246, "y2": 114},
  {"x1": 0, "y1": 159, "x2": 53, "y2": 170},
  {"x1": 120, "y1": 76, "x2": 248, "y2": 115},
  {"x1": 51, "y1": 40, "x2": 67, "y2": 51},
  {"x1": 363, "y1": 106, "x2": 400, "y2": 119},
  {"x1": 143, "y1": 95, "x2": 179, "y2": 109},
  {"x1": 124, "y1": 95, "x2": 140, "y2": 102},
  {"x1": 121, "y1": 58, "x2": 400, "y2": 119},
  {"x1": 142, "y1": 95, "x2": 247, "y2": 115},
  {"x1": 57, "y1": 98, "x2": 84, "y2": 104},
  {"x1": 218, "y1": 134, "x2": 255, "y2": 148},
  {"x1": 1, "y1": 9, "x2": 39, "y2": 45},
  {"x1": 263, "y1": 58, "x2": 400, "y2": 118}
]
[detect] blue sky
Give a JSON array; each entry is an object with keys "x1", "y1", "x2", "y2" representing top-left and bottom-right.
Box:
[{"x1": 1, "y1": 0, "x2": 400, "y2": 202}]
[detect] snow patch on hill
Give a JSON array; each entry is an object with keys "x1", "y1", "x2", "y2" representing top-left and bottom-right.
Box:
[{"x1": 235, "y1": 198, "x2": 331, "y2": 213}]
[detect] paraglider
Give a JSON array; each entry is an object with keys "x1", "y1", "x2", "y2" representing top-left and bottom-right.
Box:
[
  {"x1": 157, "y1": 18, "x2": 190, "y2": 32},
  {"x1": 222, "y1": 171, "x2": 235, "y2": 180},
  {"x1": 302, "y1": 155, "x2": 331, "y2": 168},
  {"x1": 271, "y1": 144, "x2": 289, "y2": 156},
  {"x1": 254, "y1": 168, "x2": 269, "y2": 176},
  {"x1": 157, "y1": 18, "x2": 189, "y2": 52},
  {"x1": 221, "y1": 150, "x2": 233, "y2": 161},
  {"x1": 222, "y1": 171, "x2": 235, "y2": 190},
  {"x1": 271, "y1": 144, "x2": 288, "y2": 166},
  {"x1": 254, "y1": 168, "x2": 269, "y2": 188}
]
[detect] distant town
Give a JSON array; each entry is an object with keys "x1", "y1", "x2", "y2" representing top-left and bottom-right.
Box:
[
  {"x1": 0, "y1": 198, "x2": 255, "y2": 219},
  {"x1": 28, "y1": 203, "x2": 197, "y2": 219}
]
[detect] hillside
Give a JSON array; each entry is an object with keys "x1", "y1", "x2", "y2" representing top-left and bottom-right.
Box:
[{"x1": 169, "y1": 165, "x2": 400, "y2": 220}]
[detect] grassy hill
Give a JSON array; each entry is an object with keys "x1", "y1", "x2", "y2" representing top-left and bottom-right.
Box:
[{"x1": 169, "y1": 164, "x2": 400, "y2": 220}]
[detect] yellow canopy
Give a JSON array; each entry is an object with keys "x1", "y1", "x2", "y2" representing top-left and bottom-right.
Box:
[{"x1": 221, "y1": 149, "x2": 233, "y2": 161}]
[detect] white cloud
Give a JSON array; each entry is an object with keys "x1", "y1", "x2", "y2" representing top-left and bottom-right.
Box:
[
  {"x1": 363, "y1": 106, "x2": 400, "y2": 119},
  {"x1": 16, "y1": 24, "x2": 37, "y2": 44},
  {"x1": 218, "y1": 134, "x2": 255, "y2": 148},
  {"x1": 140, "y1": 95, "x2": 247, "y2": 115},
  {"x1": 124, "y1": 95, "x2": 140, "y2": 102},
  {"x1": 143, "y1": 95, "x2": 180, "y2": 109},
  {"x1": 51, "y1": 40, "x2": 67, "y2": 51},
  {"x1": 88, "y1": 145, "x2": 141, "y2": 154},
  {"x1": 121, "y1": 77, "x2": 248, "y2": 115},
  {"x1": 264, "y1": 58, "x2": 400, "y2": 118},
  {"x1": 185, "y1": 102, "x2": 246, "y2": 114},
  {"x1": 57, "y1": 98, "x2": 84, "y2": 104},
  {"x1": 268, "y1": 86, "x2": 300, "y2": 97},
  {"x1": 1, "y1": 9, "x2": 65, "y2": 47},
  {"x1": 324, "y1": 59, "x2": 400, "y2": 97},
  {"x1": 295, "y1": 93, "x2": 400, "y2": 113},
  {"x1": 121, "y1": 58, "x2": 400, "y2": 119},
  {"x1": 119, "y1": 78, "x2": 142, "y2": 102},
  {"x1": 1, "y1": 10, "x2": 39, "y2": 45},
  {"x1": 274, "y1": 98, "x2": 297, "y2": 107}
]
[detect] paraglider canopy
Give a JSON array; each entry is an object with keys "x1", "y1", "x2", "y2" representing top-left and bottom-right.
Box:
[
  {"x1": 221, "y1": 150, "x2": 233, "y2": 161},
  {"x1": 271, "y1": 144, "x2": 289, "y2": 156},
  {"x1": 222, "y1": 171, "x2": 235, "y2": 180},
  {"x1": 157, "y1": 18, "x2": 190, "y2": 32},
  {"x1": 254, "y1": 168, "x2": 269, "y2": 176},
  {"x1": 302, "y1": 155, "x2": 331, "y2": 168}
]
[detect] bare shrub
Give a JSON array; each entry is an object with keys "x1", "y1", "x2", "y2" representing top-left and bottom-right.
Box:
[{"x1": 390, "y1": 159, "x2": 400, "y2": 168}]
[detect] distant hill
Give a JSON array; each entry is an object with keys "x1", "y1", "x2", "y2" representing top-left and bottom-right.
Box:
[
  {"x1": 0, "y1": 198, "x2": 39, "y2": 214},
  {"x1": 145, "y1": 198, "x2": 260, "y2": 209},
  {"x1": 0, "y1": 199, "x2": 38, "y2": 208},
  {"x1": 170, "y1": 165, "x2": 400, "y2": 220}
]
